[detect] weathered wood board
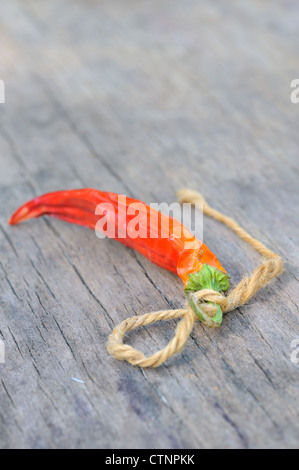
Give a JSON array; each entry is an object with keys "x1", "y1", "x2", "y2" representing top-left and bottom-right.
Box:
[{"x1": 0, "y1": 0, "x2": 299, "y2": 449}]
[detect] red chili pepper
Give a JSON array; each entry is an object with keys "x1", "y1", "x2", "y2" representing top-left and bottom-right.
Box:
[{"x1": 9, "y1": 189, "x2": 230, "y2": 326}]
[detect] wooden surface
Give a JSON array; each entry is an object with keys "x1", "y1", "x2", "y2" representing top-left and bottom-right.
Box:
[{"x1": 0, "y1": 0, "x2": 299, "y2": 449}]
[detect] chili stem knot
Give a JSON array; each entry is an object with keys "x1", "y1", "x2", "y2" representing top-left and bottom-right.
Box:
[{"x1": 184, "y1": 264, "x2": 230, "y2": 327}]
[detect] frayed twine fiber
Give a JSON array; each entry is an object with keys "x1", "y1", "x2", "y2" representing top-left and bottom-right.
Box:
[{"x1": 107, "y1": 189, "x2": 284, "y2": 368}]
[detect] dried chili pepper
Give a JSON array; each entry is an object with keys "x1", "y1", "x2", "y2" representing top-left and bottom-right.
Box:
[{"x1": 9, "y1": 189, "x2": 230, "y2": 326}]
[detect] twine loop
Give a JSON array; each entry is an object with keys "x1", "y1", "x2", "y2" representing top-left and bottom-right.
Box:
[
  {"x1": 107, "y1": 189, "x2": 284, "y2": 368},
  {"x1": 107, "y1": 289, "x2": 227, "y2": 368}
]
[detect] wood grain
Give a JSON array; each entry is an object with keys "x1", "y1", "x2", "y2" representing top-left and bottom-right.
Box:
[{"x1": 0, "y1": 0, "x2": 299, "y2": 449}]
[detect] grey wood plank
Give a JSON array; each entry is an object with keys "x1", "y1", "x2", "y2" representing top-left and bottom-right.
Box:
[{"x1": 0, "y1": 0, "x2": 299, "y2": 449}]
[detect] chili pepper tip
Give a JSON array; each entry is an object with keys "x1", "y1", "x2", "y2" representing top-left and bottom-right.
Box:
[{"x1": 9, "y1": 206, "x2": 31, "y2": 225}]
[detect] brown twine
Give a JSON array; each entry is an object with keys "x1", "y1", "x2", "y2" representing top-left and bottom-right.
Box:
[{"x1": 107, "y1": 189, "x2": 284, "y2": 368}]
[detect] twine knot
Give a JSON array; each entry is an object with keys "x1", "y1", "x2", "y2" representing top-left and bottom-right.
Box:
[
  {"x1": 194, "y1": 289, "x2": 228, "y2": 313},
  {"x1": 107, "y1": 189, "x2": 284, "y2": 368}
]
